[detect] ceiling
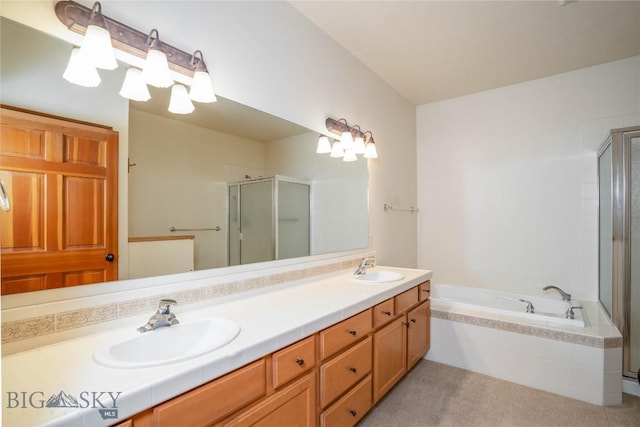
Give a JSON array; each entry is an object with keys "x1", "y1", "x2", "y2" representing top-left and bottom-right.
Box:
[{"x1": 290, "y1": 0, "x2": 640, "y2": 106}]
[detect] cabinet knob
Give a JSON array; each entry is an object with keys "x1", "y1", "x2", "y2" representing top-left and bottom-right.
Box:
[
  {"x1": 403, "y1": 321, "x2": 410, "y2": 327},
  {"x1": 349, "y1": 367, "x2": 357, "y2": 373},
  {"x1": 349, "y1": 409, "x2": 357, "y2": 417},
  {"x1": 382, "y1": 311, "x2": 392, "y2": 316},
  {"x1": 295, "y1": 358, "x2": 304, "y2": 366},
  {"x1": 105, "y1": 253, "x2": 115, "y2": 262},
  {"x1": 423, "y1": 289, "x2": 430, "y2": 293},
  {"x1": 348, "y1": 330, "x2": 357, "y2": 336},
  {"x1": 410, "y1": 318, "x2": 417, "y2": 323}
]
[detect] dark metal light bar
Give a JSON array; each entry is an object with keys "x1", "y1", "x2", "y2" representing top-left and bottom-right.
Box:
[{"x1": 55, "y1": 0, "x2": 194, "y2": 76}]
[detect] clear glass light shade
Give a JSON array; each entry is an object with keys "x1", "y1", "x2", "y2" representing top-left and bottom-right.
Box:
[
  {"x1": 190, "y1": 70, "x2": 217, "y2": 103},
  {"x1": 119, "y1": 67, "x2": 151, "y2": 101},
  {"x1": 341, "y1": 131, "x2": 354, "y2": 150},
  {"x1": 330, "y1": 140, "x2": 344, "y2": 158},
  {"x1": 63, "y1": 47, "x2": 101, "y2": 87},
  {"x1": 168, "y1": 84, "x2": 195, "y2": 114},
  {"x1": 142, "y1": 48, "x2": 174, "y2": 88},
  {"x1": 343, "y1": 149, "x2": 357, "y2": 162},
  {"x1": 316, "y1": 136, "x2": 332, "y2": 154},
  {"x1": 353, "y1": 136, "x2": 366, "y2": 154},
  {"x1": 78, "y1": 24, "x2": 118, "y2": 70},
  {"x1": 364, "y1": 142, "x2": 378, "y2": 159}
]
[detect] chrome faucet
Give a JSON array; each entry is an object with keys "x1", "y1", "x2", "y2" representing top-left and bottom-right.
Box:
[
  {"x1": 519, "y1": 299, "x2": 535, "y2": 313},
  {"x1": 354, "y1": 257, "x2": 375, "y2": 276},
  {"x1": 542, "y1": 285, "x2": 572, "y2": 301},
  {"x1": 137, "y1": 299, "x2": 179, "y2": 333},
  {"x1": 565, "y1": 305, "x2": 583, "y2": 319}
]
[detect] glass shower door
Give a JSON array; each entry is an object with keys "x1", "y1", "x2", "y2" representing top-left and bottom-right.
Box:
[
  {"x1": 240, "y1": 179, "x2": 274, "y2": 265},
  {"x1": 629, "y1": 134, "x2": 640, "y2": 378},
  {"x1": 277, "y1": 180, "x2": 310, "y2": 260}
]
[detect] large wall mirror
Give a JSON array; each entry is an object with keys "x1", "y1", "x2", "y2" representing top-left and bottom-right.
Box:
[{"x1": 0, "y1": 17, "x2": 369, "y2": 296}]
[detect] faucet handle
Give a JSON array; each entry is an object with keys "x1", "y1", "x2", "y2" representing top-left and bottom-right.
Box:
[
  {"x1": 566, "y1": 306, "x2": 583, "y2": 319},
  {"x1": 158, "y1": 298, "x2": 177, "y2": 314}
]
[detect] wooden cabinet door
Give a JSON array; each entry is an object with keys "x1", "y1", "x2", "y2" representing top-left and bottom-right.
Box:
[
  {"x1": 407, "y1": 300, "x2": 430, "y2": 370},
  {"x1": 372, "y1": 317, "x2": 406, "y2": 403},
  {"x1": 220, "y1": 373, "x2": 316, "y2": 427},
  {"x1": 0, "y1": 107, "x2": 118, "y2": 294}
]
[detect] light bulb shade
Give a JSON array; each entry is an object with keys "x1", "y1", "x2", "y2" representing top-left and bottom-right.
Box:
[
  {"x1": 316, "y1": 135, "x2": 332, "y2": 154},
  {"x1": 168, "y1": 84, "x2": 195, "y2": 114},
  {"x1": 364, "y1": 141, "x2": 378, "y2": 159},
  {"x1": 78, "y1": 24, "x2": 117, "y2": 70},
  {"x1": 119, "y1": 67, "x2": 151, "y2": 101},
  {"x1": 341, "y1": 131, "x2": 354, "y2": 150},
  {"x1": 63, "y1": 47, "x2": 101, "y2": 87},
  {"x1": 354, "y1": 136, "x2": 366, "y2": 154},
  {"x1": 142, "y1": 45, "x2": 174, "y2": 88},
  {"x1": 190, "y1": 70, "x2": 217, "y2": 103},
  {"x1": 343, "y1": 149, "x2": 357, "y2": 162},
  {"x1": 330, "y1": 140, "x2": 344, "y2": 158}
]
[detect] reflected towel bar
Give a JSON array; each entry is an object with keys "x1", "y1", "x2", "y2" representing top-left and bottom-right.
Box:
[
  {"x1": 170, "y1": 226, "x2": 221, "y2": 232},
  {"x1": 383, "y1": 203, "x2": 419, "y2": 213}
]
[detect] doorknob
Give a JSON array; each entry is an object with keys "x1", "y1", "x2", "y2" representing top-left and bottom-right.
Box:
[{"x1": 105, "y1": 253, "x2": 115, "y2": 262}]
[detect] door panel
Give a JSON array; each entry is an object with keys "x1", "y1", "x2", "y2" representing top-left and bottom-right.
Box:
[{"x1": 0, "y1": 107, "x2": 118, "y2": 295}]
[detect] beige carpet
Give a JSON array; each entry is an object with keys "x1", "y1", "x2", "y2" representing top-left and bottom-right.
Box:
[{"x1": 360, "y1": 360, "x2": 640, "y2": 427}]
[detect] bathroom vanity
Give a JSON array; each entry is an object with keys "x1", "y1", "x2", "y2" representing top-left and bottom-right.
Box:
[
  {"x1": 116, "y1": 280, "x2": 431, "y2": 426},
  {"x1": 1, "y1": 265, "x2": 431, "y2": 427}
]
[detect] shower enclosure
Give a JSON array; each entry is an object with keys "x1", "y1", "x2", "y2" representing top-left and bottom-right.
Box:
[
  {"x1": 598, "y1": 126, "x2": 640, "y2": 381},
  {"x1": 228, "y1": 176, "x2": 310, "y2": 266}
]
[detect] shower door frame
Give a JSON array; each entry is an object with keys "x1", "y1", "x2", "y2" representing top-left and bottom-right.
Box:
[{"x1": 599, "y1": 125, "x2": 640, "y2": 380}]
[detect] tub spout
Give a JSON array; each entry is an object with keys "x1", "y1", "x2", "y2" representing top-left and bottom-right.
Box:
[{"x1": 542, "y1": 285, "x2": 571, "y2": 302}]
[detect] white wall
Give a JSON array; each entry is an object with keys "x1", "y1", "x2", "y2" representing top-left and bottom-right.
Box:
[
  {"x1": 0, "y1": 1, "x2": 417, "y2": 271},
  {"x1": 417, "y1": 56, "x2": 640, "y2": 301},
  {"x1": 129, "y1": 109, "x2": 266, "y2": 270}
]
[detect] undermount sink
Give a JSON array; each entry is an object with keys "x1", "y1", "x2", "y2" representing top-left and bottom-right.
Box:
[
  {"x1": 93, "y1": 318, "x2": 240, "y2": 369},
  {"x1": 353, "y1": 270, "x2": 405, "y2": 284}
]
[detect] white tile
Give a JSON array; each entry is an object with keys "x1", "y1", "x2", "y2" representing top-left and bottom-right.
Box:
[
  {"x1": 519, "y1": 335, "x2": 546, "y2": 359},
  {"x1": 499, "y1": 330, "x2": 522, "y2": 353},
  {"x1": 546, "y1": 340, "x2": 573, "y2": 364},
  {"x1": 573, "y1": 366, "x2": 604, "y2": 394},
  {"x1": 572, "y1": 387, "x2": 603, "y2": 406},
  {"x1": 622, "y1": 113, "x2": 640, "y2": 127},
  {"x1": 544, "y1": 381, "x2": 573, "y2": 399},
  {"x1": 603, "y1": 391, "x2": 622, "y2": 406},
  {"x1": 546, "y1": 360, "x2": 573, "y2": 386},
  {"x1": 603, "y1": 347, "x2": 622, "y2": 372},
  {"x1": 573, "y1": 344, "x2": 603, "y2": 371},
  {"x1": 151, "y1": 366, "x2": 203, "y2": 405},
  {"x1": 603, "y1": 371, "x2": 622, "y2": 394}
]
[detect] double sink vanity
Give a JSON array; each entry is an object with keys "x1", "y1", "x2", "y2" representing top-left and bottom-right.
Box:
[{"x1": 2, "y1": 264, "x2": 432, "y2": 427}]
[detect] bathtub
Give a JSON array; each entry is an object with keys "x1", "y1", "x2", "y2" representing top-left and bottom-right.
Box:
[{"x1": 431, "y1": 283, "x2": 585, "y2": 327}]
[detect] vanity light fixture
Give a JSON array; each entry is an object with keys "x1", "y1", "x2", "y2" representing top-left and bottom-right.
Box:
[
  {"x1": 55, "y1": 1, "x2": 217, "y2": 113},
  {"x1": 322, "y1": 117, "x2": 379, "y2": 161},
  {"x1": 168, "y1": 83, "x2": 195, "y2": 114},
  {"x1": 76, "y1": 1, "x2": 117, "y2": 70},
  {"x1": 316, "y1": 135, "x2": 332, "y2": 154}
]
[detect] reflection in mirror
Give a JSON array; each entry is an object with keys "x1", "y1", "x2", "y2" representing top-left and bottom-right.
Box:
[{"x1": 0, "y1": 17, "x2": 369, "y2": 291}]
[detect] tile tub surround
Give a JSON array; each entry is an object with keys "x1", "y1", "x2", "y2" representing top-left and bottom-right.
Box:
[
  {"x1": 1, "y1": 266, "x2": 431, "y2": 427},
  {"x1": 1, "y1": 251, "x2": 374, "y2": 355},
  {"x1": 427, "y1": 299, "x2": 623, "y2": 406}
]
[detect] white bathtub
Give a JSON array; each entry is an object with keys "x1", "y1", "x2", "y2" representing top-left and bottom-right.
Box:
[{"x1": 431, "y1": 283, "x2": 585, "y2": 327}]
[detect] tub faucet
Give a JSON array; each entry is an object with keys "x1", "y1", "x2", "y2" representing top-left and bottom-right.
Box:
[
  {"x1": 542, "y1": 285, "x2": 572, "y2": 302},
  {"x1": 565, "y1": 306, "x2": 583, "y2": 319},
  {"x1": 519, "y1": 299, "x2": 535, "y2": 313},
  {"x1": 137, "y1": 299, "x2": 179, "y2": 333},
  {"x1": 354, "y1": 257, "x2": 375, "y2": 276}
]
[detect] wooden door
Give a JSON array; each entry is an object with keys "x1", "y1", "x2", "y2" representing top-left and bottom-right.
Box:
[
  {"x1": 407, "y1": 300, "x2": 430, "y2": 370},
  {"x1": 0, "y1": 107, "x2": 118, "y2": 295}
]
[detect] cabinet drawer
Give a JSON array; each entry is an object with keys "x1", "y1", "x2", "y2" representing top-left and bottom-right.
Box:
[
  {"x1": 373, "y1": 298, "x2": 395, "y2": 328},
  {"x1": 272, "y1": 335, "x2": 316, "y2": 389},
  {"x1": 320, "y1": 336, "x2": 372, "y2": 408},
  {"x1": 419, "y1": 280, "x2": 431, "y2": 301},
  {"x1": 154, "y1": 359, "x2": 266, "y2": 427},
  {"x1": 321, "y1": 375, "x2": 372, "y2": 427},
  {"x1": 395, "y1": 286, "x2": 419, "y2": 313},
  {"x1": 320, "y1": 308, "x2": 372, "y2": 360}
]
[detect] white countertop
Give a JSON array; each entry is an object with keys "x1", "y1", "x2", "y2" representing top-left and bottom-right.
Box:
[{"x1": 1, "y1": 266, "x2": 431, "y2": 427}]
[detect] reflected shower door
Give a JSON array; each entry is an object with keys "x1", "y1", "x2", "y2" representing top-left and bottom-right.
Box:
[
  {"x1": 240, "y1": 180, "x2": 274, "y2": 264},
  {"x1": 630, "y1": 134, "x2": 640, "y2": 377},
  {"x1": 277, "y1": 180, "x2": 310, "y2": 260},
  {"x1": 228, "y1": 184, "x2": 240, "y2": 266}
]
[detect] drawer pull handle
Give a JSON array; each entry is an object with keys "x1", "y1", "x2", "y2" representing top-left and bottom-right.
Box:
[
  {"x1": 295, "y1": 358, "x2": 304, "y2": 366},
  {"x1": 423, "y1": 289, "x2": 430, "y2": 293},
  {"x1": 410, "y1": 318, "x2": 417, "y2": 323},
  {"x1": 382, "y1": 311, "x2": 392, "y2": 316},
  {"x1": 403, "y1": 321, "x2": 410, "y2": 327},
  {"x1": 349, "y1": 367, "x2": 357, "y2": 373},
  {"x1": 348, "y1": 330, "x2": 357, "y2": 336},
  {"x1": 349, "y1": 409, "x2": 357, "y2": 417}
]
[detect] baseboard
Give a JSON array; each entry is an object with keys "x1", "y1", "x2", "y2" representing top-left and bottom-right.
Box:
[{"x1": 622, "y1": 378, "x2": 640, "y2": 397}]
